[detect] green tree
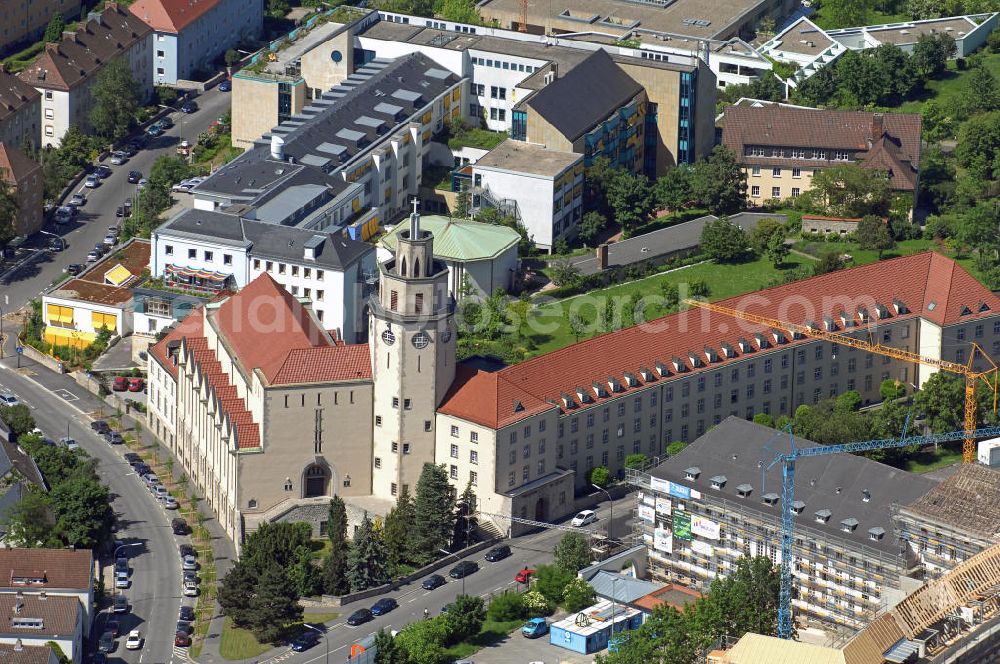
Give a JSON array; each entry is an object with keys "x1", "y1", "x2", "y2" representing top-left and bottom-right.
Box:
[
  {"x1": 383, "y1": 486, "x2": 416, "y2": 573},
  {"x1": 347, "y1": 513, "x2": 391, "y2": 591},
  {"x1": 561, "y1": 577, "x2": 596, "y2": 612},
  {"x1": 821, "y1": 0, "x2": 872, "y2": 27},
  {"x1": 809, "y1": 164, "x2": 891, "y2": 218},
  {"x1": 690, "y1": 146, "x2": 746, "y2": 215},
  {"x1": 871, "y1": 44, "x2": 917, "y2": 100},
  {"x1": 836, "y1": 50, "x2": 890, "y2": 105},
  {"x1": 443, "y1": 594, "x2": 485, "y2": 645},
  {"x1": 569, "y1": 312, "x2": 588, "y2": 342},
  {"x1": 393, "y1": 617, "x2": 449, "y2": 664},
  {"x1": 589, "y1": 465, "x2": 611, "y2": 487},
  {"x1": 584, "y1": 156, "x2": 617, "y2": 217},
  {"x1": 534, "y1": 564, "x2": 576, "y2": 604},
  {"x1": 914, "y1": 372, "x2": 967, "y2": 432},
  {"x1": 438, "y1": 0, "x2": 481, "y2": 23},
  {"x1": 266, "y1": 0, "x2": 290, "y2": 18},
  {"x1": 373, "y1": 629, "x2": 402, "y2": 664},
  {"x1": 666, "y1": 441, "x2": 688, "y2": 456},
  {"x1": 288, "y1": 544, "x2": 320, "y2": 598},
  {"x1": 813, "y1": 250, "x2": 845, "y2": 276},
  {"x1": 956, "y1": 111, "x2": 1000, "y2": 182},
  {"x1": 578, "y1": 210, "x2": 607, "y2": 244},
  {"x1": 44, "y1": 13, "x2": 66, "y2": 42},
  {"x1": 654, "y1": 165, "x2": 693, "y2": 213},
  {"x1": 553, "y1": 532, "x2": 592, "y2": 572},
  {"x1": 218, "y1": 561, "x2": 256, "y2": 627},
  {"x1": 753, "y1": 413, "x2": 775, "y2": 427},
  {"x1": 911, "y1": 33, "x2": 956, "y2": 79},
  {"x1": 966, "y1": 64, "x2": 1000, "y2": 115},
  {"x1": 765, "y1": 232, "x2": 790, "y2": 267},
  {"x1": 242, "y1": 521, "x2": 312, "y2": 580},
  {"x1": 624, "y1": 453, "x2": 648, "y2": 469},
  {"x1": 835, "y1": 390, "x2": 863, "y2": 413},
  {"x1": 606, "y1": 171, "x2": 655, "y2": 237},
  {"x1": 922, "y1": 101, "x2": 957, "y2": 142},
  {"x1": 412, "y1": 463, "x2": 456, "y2": 564},
  {"x1": 249, "y1": 561, "x2": 303, "y2": 643},
  {"x1": 0, "y1": 404, "x2": 36, "y2": 437},
  {"x1": 6, "y1": 490, "x2": 57, "y2": 547},
  {"x1": 48, "y1": 475, "x2": 113, "y2": 548},
  {"x1": 958, "y1": 202, "x2": 1000, "y2": 272},
  {"x1": 549, "y1": 259, "x2": 582, "y2": 288},
  {"x1": 89, "y1": 59, "x2": 141, "y2": 141},
  {"x1": 880, "y1": 378, "x2": 905, "y2": 401},
  {"x1": 224, "y1": 49, "x2": 241, "y2": 68},
  {"x1": 700, "y1": 217, "x2": 748, "y2": 263},
  {"x1": 748, "y1": 218, "x2": 785, "y2": 255},
  {"x1": 453, "y1": 481, "x2": 477, "y2": 549},
  {"x1": 0, "y1": 178, "x2": 18, "y2": 247},
  {"x1": 856, "y1": 215, "x2": 894, "y2": 257}
]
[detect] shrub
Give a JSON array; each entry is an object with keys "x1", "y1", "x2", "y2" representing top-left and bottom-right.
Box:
[
  {"x1": 588, "y1": 466, "x2": 611, "y2": 487},
  {"x1": 534, "y1": 564, "x2": 575, "y2": 604},
  {"x1": 522, "y1": 590, "x2": 554, "y2": 615},
  {"x1": 487, "y1": 591, "x2": 527, "y2": 622},
  {"x1": 562, "y1": 577, "x2": 596, "y2": 613}
]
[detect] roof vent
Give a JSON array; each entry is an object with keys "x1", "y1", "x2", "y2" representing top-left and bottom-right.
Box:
[
  {"x1": 736, "y1": 483, "x2": 753, "y2": 497},
  {"x1": 814, "y1": 509, "x2": 832, "y2": 523},
  {"x1": 710, "y1": 475, "x2": 727, "y2": 488},
  {"x1": 762, "y1": 492, "x2": 779, "y2": 506},
  {"x1": 791, "y1": 500, "x2": 806, "y2": 514},
  {"x1": 868, "y1": 527, "x2": 885, "y2": 541},
  {"x1": 840, "y1": 517, "x2": 859, "y2": 532},
  {"x1": 836, "y1": 486, "x2": 842, "y2": 494},
  {"x1": 862, "y1": 489, "x2": 871, "y2": 503},
  {"x1": 684, "y1": 466, "x2": 701, "y2": 480},
  {"x1": 13, "y1": 639, "x2": 22, "y2": 652}
]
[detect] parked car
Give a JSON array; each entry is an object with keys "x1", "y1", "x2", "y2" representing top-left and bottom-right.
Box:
[
  {"x1": 171, "y1": 518, "x2": 189, "y2": 535},
  {"x1": 127, "y1": 170, "x2": 142, "y2": 183},
  {"x1": 69, "y1": 192, "x2": 86, "y2": 207},
  {"x1": 162, "y1": 496, "x2": 179, "y2": 510},
  {"x1": 0, "y1": 394, "x2": 18, "y2": 408},
  {"x1": 113, "y1": 594, "x2": 128, "y2": 614},
  {"x1": 94, "y1": 165, "x2": 113, "y2": 178},
  {"x1": 153, "y1": 485, "x2": 170, "y2": 500},
  {"x1": 182, "y1": 554, "x2": 198, "y2": 571},
  {"x1": 448, "y1": 561, "x2": 479, "y2": 579},
  {"x1": 515, "y1": 568, "x2": 535, "y2": 584},
  {"x1": 114, "y1": 572, "x2": 128, "y2": 589},
  {"x1": 346, "y1": 608, "x2": 373, "y2": 626},
  {"x1": 160, "y1": 116, "x2": 174, "y2": 129},
  {"x1": 146, "y1": 123, "x2": 164, "y2": 137},
  {"x1": 98, "y1": 631, "x2": 115, "y2": 653},
  {"x1": 66, "y1": 263, "x2": 84, "y2": 276},
  {"x1": 124, "y1": 630, "x2": 141, "y2": 650},
  {"x1": 218, "y1": 79, "x2": 231, "y2": 92},
  {"x1": 110, "y1": 151, "x2": 128, "y2": 165},
  {"x1": 485, "y1": 545, "x2": 512, "y2": 562},
  {"x1": 124, "y1": 452, "x2": 141, "y2": 465},
  {"x1": 59, "y1": 437, "x2": 79, "y2": 450},
  {"x1": 137, "y1": 178, "x2": 148, "y2": 189},
  {"x1": 179, "y1": 606, "x2": 195, "y2": 622},
  {"x1": 106, "y1": 620, "x2": 121, "y2": 638},
  {"x1": 108, "y1": 224, "x2": 120, "y2": 237},
  {"x1": 84, "y1": 175, "x2": 100, "y2": 188},
  {"x1": 105, "y1": 431, "x2": 124, "y2": 445},
  {"x1": 114, "y1": 557, "x2": 128, "y2": 574},
  {"x1": 180, "y1": 100, "x2": 198, "y2": 113},
  {"x1": 176, "y1": 621, "x2": 193, "y2": 635},
  {"x1": 128, "y1": 377, "x2": 144, "y2": 392},
  {"x1": 179, "y1": 544, "x2": 195, "y2": 558},
  {"x1": 133, "y1": 463, "x2": 150, "y2": 476},
  {"x1": 182, "y1": 570, "x2": 198, "y2": 584},
  {"x1": 48, "y1": 237, "x2": 64, "y2": 251},
  {"x1": 120, "y1": 144, "x2": 138, "y2": 158},
  {"x1": 571, "y1": 510, "x2": 598, "y2": 527},
  {"x1": 521, "y1": 618, "x2": 548, "y2": 639},
  {"x1": 174, "y1": 632, "x2": 191, "y2": 647},
  {"x1": 104, "y1": 232, "x2": 117, "y2": 245},
  {"x1": 86, "y1": 251, "x2": 100, "y2": 263},
  {"x1": 54, "y1": 206, "x2": 74, "y2": 224},
  {"x1": 143, "y1": 473, "x2": 161, "y2": 488},
  {"x1": 421, "y1": 574, "x2": 446, "y2": 590},
  {"x1": 290, "y1": 631, "x2": 319, "y2": 652},
  {"x1": 91, "y1": 420, "x2": 110, "y2": 434},
  {"x1": 182, "y1": 580, "x2": 199, "y2": 596},
  {"x1": 115, "y1": 206, "x2": 127, "y2": 218},
  {"x1": 370, "y1": 598, "x2": 397, "y2": 616}
]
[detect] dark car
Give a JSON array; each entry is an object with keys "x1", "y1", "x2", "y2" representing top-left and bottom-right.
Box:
[
  {"x1": 127, "y1": 170, "x2": 142, "y2": 183},
  {"x1": 421, "y1": 574, "x2": 446, "y2": 590},
  {"x1": 105, "y1": 431, "x2": 124, "y2": 445},
  {"x1": 124, "y1": 452, "x2": 141, "y2": 465},
  {"x1": 176, "y1": 621, "x2": 193, "y2": 635},
  {"x1": 218, "y1": 79, "x2": 231, "y2": 92},
  {"x1": 120, "y1": 144, "x2": 137, "y2": 158},
  {"x1": 179, "y1": 544, "x2": 195, "y2": 559},
  {"x1": 180, "y1": 100, "x2": 198, "y2": 113},
  {"x1": 66, "y1": 263, "x2": 84, "y2": 276},
  {"x1": 92, "y1": 652, "x2": 107, "y2": 664},
  {"x1": 134, "y1": 462, "x2": 150, "y2": 476},
  {"x1": 179, "y1": 606, "x2": 195, "y2": 622},
  {"x1": 171, "y1": 518, "x2": 189, "y2": 535},
  {"x1": 146, "y1": 123, "x2": 164, "y2": 138},
  {"x1": 91, "y1": 420, "x2": 110, "y2": 434},
  {"x1": 106, "y1": 620, "x2": 121, "y2": 638},
  {"x1": 160, "y1": 116, "x2": 174, "y2": 129},
  {"x1": 98, "y1": 631, "x2": 115, "y2": 653},
  {"x1": 174, "y1": 632, "x2": 191, "y2": 647},
  {"x1": 449, "y1": 561, "x2": 479, "y2": 579},
  {"x1": 370, "y1": 598, "x2": 397, "y2": 616},
  {"x1": 290, "y1": 631, "x2": 320, "y2": 652},
  {"x1": 94, "y1": 165, "x2": 113, "y2": 178},
  {"x1": 484, "y1": 545, "x2": 512, "y2": 562},
  {"x1": 113, "y1": 594, "x2": 128, "y2": 613},
  {"x1": 346, "y1": 608, "x2": 373, "y2": 626}
]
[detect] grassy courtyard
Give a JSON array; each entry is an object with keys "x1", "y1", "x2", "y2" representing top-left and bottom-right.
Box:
[
  {"x1": 893, "y1": 51, "x2": 1000, "y2": 116},
  {"x1": 218, "y1": 613, "x2": 341, "y2": 660}
]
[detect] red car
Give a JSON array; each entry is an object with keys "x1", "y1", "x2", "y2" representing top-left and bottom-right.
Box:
[
  {"x1": 127, "y1": 377, "x2": 144, "y2": 392},
  {"x1": 515, "y1": 568, "x2": 535, "y2": 584},
  {"x1": 112, "y1": 376, "x2": 128, "y2": 391},
  {"x1": 174, "y1": 632, "x2": 191, "y2": 647}
]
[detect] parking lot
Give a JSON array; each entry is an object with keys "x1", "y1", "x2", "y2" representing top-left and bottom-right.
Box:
[{"x1": 471, "y1": 624, "x2": 600, "y2": 664}]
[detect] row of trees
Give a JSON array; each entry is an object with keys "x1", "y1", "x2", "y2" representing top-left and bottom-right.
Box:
[{"x1": 0, "y1": 406, "x2": 114, "y2": 549}]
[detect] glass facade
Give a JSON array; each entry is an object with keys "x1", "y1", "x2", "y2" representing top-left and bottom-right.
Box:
[{"x1": 678, "y1": 71, "x2": 696, "y2": 164}]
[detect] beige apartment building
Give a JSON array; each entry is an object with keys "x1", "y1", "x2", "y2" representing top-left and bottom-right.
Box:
[{"x1": 0, "y1": 69, "x2": 40, "y2": 151}]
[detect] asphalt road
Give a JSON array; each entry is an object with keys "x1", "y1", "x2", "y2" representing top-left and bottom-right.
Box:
[
  {"x1": 0, "y1": 360, "x2": 190, "y2": 664},
  {"x1": 264, "y1": 501, "x2": 633, "y2": 664},
  {"x1": 0, "y1": 85, "x2": 232, "y2": 317}
]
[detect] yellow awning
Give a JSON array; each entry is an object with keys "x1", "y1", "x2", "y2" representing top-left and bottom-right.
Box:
[
  {"x1": 92, "y1": 312, "x2": 117, "y2": 331},
  {"x1": 104, "y1": 264, "x2": 132, "y2": 287},
  {"x1": 46, "y1": 304, "x2": 74, "y2": 325},
  {"x1": 44, "y1": 327, "x2": 96, "y2": 350}
]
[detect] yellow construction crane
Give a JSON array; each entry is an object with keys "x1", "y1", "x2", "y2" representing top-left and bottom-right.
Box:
[{"x1": 683, "y1": 299, "x2": 999, "y2": 462}]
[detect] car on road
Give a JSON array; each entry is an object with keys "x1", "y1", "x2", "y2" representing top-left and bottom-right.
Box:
[
  {"x1": 84, "y1": 175, "x2": 100, "y2": 188},
  {"x1": 115, "y1": 205, "x2": 129, "y2": 218},
  {"x1": 59, "y1": 437, "x2": 79, "y2": 451},
  {"x1": 180, "y1": 100, "x2": 198, "y2": 113},
  {"x1": 421, "y1": 574, "x2": 446, "y2": 590},
  {"x1": 134, "y1": 462, "x2": 150, "y2": 476},
  {"x1": 153, "y1": 485, "x2": 170, "y2": 500},
  {"x1": 91, "y1": 420, "x2": 110, "y2": 434},
  {"x1": 106, "y1": 621, "x2": 121, "y2": 638},
  {"x1": 572, "y1": 510, "x2": 598, "y2": 527},
  {"x1": 105, "y1": 431, "x2": 124, "y2": 445},
  {"x1": 218, "y1": 79, "x2": 231, "y2": 92},
  {"x1": 98, "y1": 631, "x2": 115, "y2": 653},
  {"x1": 370, "y1": 598, "x2": 397, "y2": 616},
  {"x1": 515, "y1": 568, "x2": 535, "y2": 584},
  {"x1": 146, "y1": 122, "x2": 165, "y2": 137},
  {"x1": 448, "y1": 561, "x2": 479, "y2": 579},
  {"x1": 94, "y1": 165, "x2": 112, "y2": 178},
  {"x1": 176, "y1": 620, "x2": 193, "y2": 635},
  {"x1": 485, "y1": 545, "x2": 512, "y2": 562},
  {"x1": 171, "y1": 518, "x2": 189, "y2": 535},
  {"x1": 160, "y1": 116, "x2": 174, "y2": 129},
  {"x1": 162, "y1": 496, "x2": 179, "y2": 510},
  {"x1": 125, "y1": 630, "x2": 142, "y2": 650},
  {"x1": 120, "y1": 143, "x2": 138, "y2": 158},
  {"x1": 128, "y1": 377, "x2": 144, "y2": 392},
  {"x1": 48, "y1": 237, "x2": 64, "y2": 252},
  {"x1": 110, "y1": 151, "x2": 128, "y2": 165},
  {"x1": 104, "y1": 231, "x2": 117, "y2": 244},
  {"x1": 92, "y1": 243, "x2": 105, "y2": 256},
  {"x1": 183, "y1": 570, "x2": 199, "y2": 585},
  {"x1": 113, "y1": 594, "x2": 128, "y2": 613},
  {"x1": 0, "y1": 394, "x2": 19, "y2": 407},
  {"x1": 179, "y1": 544, "x2": 195, "y2": 558},
  {"x1": 182, "y1": 580, "x2": 199, "y2": 596},
  {"x1": 179, "y1": 606, "x2": 195, "y2": 622},
  {"x1": 127, "y1": 170, "x2": 143, "y2": 183},
  {"x1": 290, "y1": 631, "x2": 319, "y2": 652},
  {"x1": 114, "y1": 571, "x2": 129, "y2": 589},
  {"x1": 114, "y1": 557, "x2": 128, "y2": 574},
  {"x1": 69, "y1": 192, "x2": 86, "y2": 207},
  {"x1": 54, "y1": 206, "x2": 75, "y2": 224},
  {"x1": 346, "y1": 608, "x2": 373, "y2": 626},
  {"x1": 174, "y1": 631, "x2": 191, "y2": 647},
  {"x1": 66, "y1": 263, "x2": 84, "y2": 276},
  {"x1": 124, "y1": 452, "x2": 141, "y2": 465},
  {"x1": 86, "y1": 250, "x2": 100, "y2": 263},
  {"x1": 182, "y1": 553, "x2": 198, "y2": 571},
  {"x1": 521, "y1": 617, "x2": 548, "y2": 639}
]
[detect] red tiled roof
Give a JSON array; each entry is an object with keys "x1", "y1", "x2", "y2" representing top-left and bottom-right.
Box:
[
  {"x1": 722, "y1": 106, "x2": 922, "y2": 191},
  {"x1": 0, "y1": 70, "x2": 40, "y2": 125},
  {"x1": 439, "y1": 252, "x2": 1000, "y2": 428},
  {"x1": 210, "y1": 273, "x2": 334, "y2": 383},
  {"x1": 0, "y1": 548, "x2": 92, "y2": 590},
  {"x1": 128, "y1": 0, "x2": 219, "y2": 33},
  {"x1": 0, "y1": 143, "x2": 40, "y2": 183},
  {"x1": 184, "y1": 337, "x2": 260, "y2": 449},
  {"x1": 270, "y1": 345, "x2": 372, "y2": 385},
  {"x1": 148, "y1": 308, "x2": 205, "y2": 378}
]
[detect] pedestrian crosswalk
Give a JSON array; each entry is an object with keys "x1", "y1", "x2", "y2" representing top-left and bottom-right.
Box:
[{"x1": 173, "y1": 645, "x2": 190, "y2": 661}]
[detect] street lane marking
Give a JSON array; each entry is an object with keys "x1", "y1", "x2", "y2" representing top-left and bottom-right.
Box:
[{"x1": 53, "y1": 388, "x2": 78, "y2": 401}]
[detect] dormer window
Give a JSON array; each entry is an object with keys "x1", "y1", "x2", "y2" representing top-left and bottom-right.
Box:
[
  {"x1": 720, "y1": 343, "x2": 735, "y2": 358},
  {"x1": 704, "y1": 346, "x2": 720, "y2": 362},
  {"x1": 839, "y1": 311, "x2": 856, "y2": 328},
  {"x1": 823, "y1": 316, "x2": 836, "y2": 331},
  {"x1": 874, "y1": 304, "x2": 889, "y2": 319},
  {"x1": 687, "y1": 352, "x2": 703, "y2": 368},
  {"x1": 684, "y1": 467, "x2": 701, "y2": 481},
  {"x1": 893, "y1": 299, "x2": 907, "y2": 315},
  {"x1": 868, "y1": 527, "x2": 885, "y2": 541},
  {"x1": 771, "y1": 329, "x2": 786, "y2": 344},
  {"x1": 857, "y1": 307, "x2": 869, "y2": 323},
  {"x1": 560, "y1": 392, "x2": 576, "y2": 409},
  {"x1": 607, "y1": 376, "x2": 622, "y2": 393},
  {"x1": 804, "y1": 320, "x2": 819, "y2": 332},
  {"x1": 814, "y1": 509, "x2": 832, "y2": 523},
  {"x1": 592, "y1": 381, "x2": 608, "y2": 398},
  {"x1": 671, "y1": 357, "x2": 688, "y2": 372},
  {"x1": 576, "y1": 387, "x2": 592, "y2": 403},
  {"x1": 754, "y1": 332, "x2": 770, "y2": 349},
  {"x1": 980, "y1": 302, "x2": 992, "y2": 313},
  {"x1": 862, "y1": 489, "x2": 871, "y2": 503},
  {"x1": 840, "y1": 517, "x2": 859, "y2": 533},
  {"x1": 710, "y1": 475, "x2": 727, "y2": 489},
  {"x1": 623, "y1": 372, "x2": 639, "y2": 387},
  {"x1": 738, "y1": 338, "x2": 752, "y2": 353},
  {"x1": 639, "y1": 367, "x2": 654, "y2": 382},
  {"x1": 791, "y1": 500, "x2": 806, "y2": 514},
  {"x1": 736, "y1": 483, "x2": 753, "y2": 498},
  {"x1": 762, "y1": 492, "x2": 779, "y2": 506},
  {"x1": 960, "y1": 305, "x2": 973, "y2": 316},
  {"x1": 655, "y1": 361, "x2": 671, "y2": 377}
]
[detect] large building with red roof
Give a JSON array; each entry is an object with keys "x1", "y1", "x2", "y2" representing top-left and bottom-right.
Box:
[{"x1": 149, "y1": 215, "x2": 1000, "y2": 543}]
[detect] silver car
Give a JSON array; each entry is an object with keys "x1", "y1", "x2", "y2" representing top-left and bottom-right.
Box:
[
  {"x1": 110, "y1": 151, "x2": 128, "y2": 165},
  {"x1": 85, "y1": 175, "x2": 100, "y2": 188}
]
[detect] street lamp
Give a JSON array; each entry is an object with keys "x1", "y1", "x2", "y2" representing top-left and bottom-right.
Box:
[
  {"x1": 439, "y1": 548, "x2": 466, "y2": 596},
  {"x1": 610, "y1": 576, "x2": 621, "y2": 638},
  {"x1": 592, "y1": 484, "x2": 614, "y2": 542},
  {"x1": 303, "y1": 623, "x2": 328, "y2": 664},
  {"x1": 113, "y1": 542, "x2": 140, "y2": 561}
]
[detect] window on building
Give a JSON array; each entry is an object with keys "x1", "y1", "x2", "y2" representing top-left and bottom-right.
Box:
[
  {"x1": 751, "y1": 185, "x2": 760, "y2": 197},
  {"x1": 188, "y1": 248, "x2": 196, "y2": 259},
  {"x1": 451, "y1": 425, "x2": 459, "y2": 437},
  {"x1": 450, "y1": 444, "x2": 458, "y2": 458},
  {"x1": 772, "y1": 167, "x2": 781, "y2": 177},
  {"x1": 771, "y1": 186, "x2": 781, "y2": 198},
  {"x1": 165, "y1": 245, "x2": 174, "y2": 255}
]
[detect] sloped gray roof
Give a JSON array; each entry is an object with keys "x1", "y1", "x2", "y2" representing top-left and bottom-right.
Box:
[{"x1": 588, "y1": 570, "x2": 663, "y2": 604}]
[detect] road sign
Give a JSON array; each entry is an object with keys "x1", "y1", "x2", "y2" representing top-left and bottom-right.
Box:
[{"x1": 15, "y1": 346, "x2": 23, "y2": 354}]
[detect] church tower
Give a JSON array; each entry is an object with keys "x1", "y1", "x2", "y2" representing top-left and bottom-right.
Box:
[{"x1": 370, "y1": 202, "x2": 456, "y2": 501}]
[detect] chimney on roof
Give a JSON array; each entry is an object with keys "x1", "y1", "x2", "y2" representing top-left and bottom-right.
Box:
[
  {"x1": 14, "y1": 592, "x2": 23, "y2": 614},
  {"x1": 543, "y1": 62, "x2": 558, "y2": 85},
  {"x1": 596, "y1": 243, "x2": 609, "y2": 271},
  {"x1": 38, "y1": 591, "x2": 46, "y2": 600},
  {"x1": 871, "y1": 113, "x2": 884, "y2": 142},
  {"x1": 13, "y1": 639, "x2": 22, "y2": 652}
]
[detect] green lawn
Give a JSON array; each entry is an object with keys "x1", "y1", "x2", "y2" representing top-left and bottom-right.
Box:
[
  {"x1": 442, "y1": 619, "x2": 524, "y2": 659},
  {"x1": 808, "y1": 9, "x2": 909, "y2": 31},
  {"x1": 893, "y1": 51, "x2": 1000, "y2": 115},
  {"x1": 218, "y1": 613, "x2": 340, "y2": 660},
  {"x1": 900, "y1": 443, "x2": 964, "y2": 473},
  {"x1": 525, "y1": 254, "x2": 817, "y2": 356},
  {"x1": 792, "y1": 237, "x2": 980, "y2": 274}
]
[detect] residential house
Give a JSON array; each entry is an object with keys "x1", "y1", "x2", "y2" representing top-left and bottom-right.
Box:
[
  {"x1": 0, "y1": 143, "x2": 42, "y2": 236},
  {"x1": 0, "y1": 70, "x2": 40, "y2": 151},
  {"x1": 0, "y1": 549, "x2": 93, "y2": 629},
  {"x1": 0, "y1": 0, "x2": 79, "y2": 54},
  {"x1": 0, "y1": 426, "x2": 47, "y2": 543},
  {"x1": 0, "y1": 594, "x2": 83, "y2": 663}
]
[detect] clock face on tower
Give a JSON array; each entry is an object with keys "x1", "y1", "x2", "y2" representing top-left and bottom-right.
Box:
[
  {"x1": 381, "y1": 329, "x2": 396, "y2": 345},
  {"x1": 412, "y1": 331, "x2": 431, "y2": 349}
]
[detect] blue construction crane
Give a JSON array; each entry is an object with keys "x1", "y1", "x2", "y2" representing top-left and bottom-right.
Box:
[{"x1": 765, "y1": 423, "x2": 1000, "y2": 639}]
